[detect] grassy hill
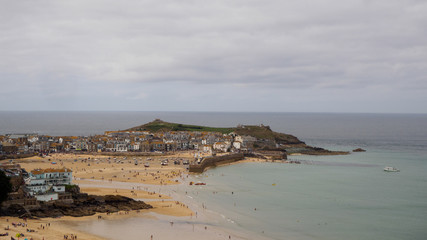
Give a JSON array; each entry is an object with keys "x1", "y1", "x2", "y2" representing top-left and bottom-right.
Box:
[
  {"x1": 126, "y1": 119, "x2": 233, "y2": 134},
  {"x1": 124, "y1": 119, "x2": 347, "y2": 155},
  {"x1": 126, "y1": 119, "x2": 302, "y2": 144},
  {"x1": 233, "y1": 125, "x2": 302, "y2": 145}
]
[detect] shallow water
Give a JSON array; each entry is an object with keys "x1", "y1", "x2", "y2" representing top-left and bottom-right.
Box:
[
  {"x1": 2, "y1": 112, "x2": 426, "y2": 239},
  {"x1": 185, "y1": 149, "x2": 427, "y2": 240},
  {"x1": 67, "y1": 213, "x2": 247, "y2": 240}
]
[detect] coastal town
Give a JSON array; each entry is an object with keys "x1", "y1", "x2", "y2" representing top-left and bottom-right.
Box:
[
  {"x1": 0, "y1": 120, "x2": 348, "y2": 239},
  {"x1": 1, "y1": 119, "x2": 345, "y2": 160},
  {"x1": 0, "y1": 129, "x2": 252, "y2": 156},
  {"x1": 0, "y1": 121, "x2": 288, "y2": 210}
]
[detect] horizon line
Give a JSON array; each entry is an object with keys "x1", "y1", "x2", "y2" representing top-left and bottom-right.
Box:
[{"x1": 0, "y1": 110, "x2": 426, "y2": 115}]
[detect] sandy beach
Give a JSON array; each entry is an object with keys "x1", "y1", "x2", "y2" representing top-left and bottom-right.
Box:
[{"x1": 1, "y1": 152, "x2": 270, "y2": 240}]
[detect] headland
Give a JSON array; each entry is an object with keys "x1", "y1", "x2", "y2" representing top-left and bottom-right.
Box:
[{"x1": 0, "y1": 120, "x2": 352, "y2": 239}]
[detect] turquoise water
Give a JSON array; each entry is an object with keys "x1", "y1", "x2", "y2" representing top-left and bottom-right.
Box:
[
  {"x1": 185, "y1": 148, "x2": 427, "y2": 240},
  {"x1": 2, "y1": 112, "x2": 426, "y2": 239}
]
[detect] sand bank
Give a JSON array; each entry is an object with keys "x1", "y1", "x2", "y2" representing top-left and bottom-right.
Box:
[{"x1": 6, "y1": 153, "x2": 273, "y2": 240}]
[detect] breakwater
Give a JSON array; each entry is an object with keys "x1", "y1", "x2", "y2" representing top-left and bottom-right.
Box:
[{"x1": 189, "y1": 153, "x2": 244, "y2": 173}]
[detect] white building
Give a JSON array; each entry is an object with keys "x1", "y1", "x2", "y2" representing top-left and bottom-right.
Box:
[
  {"x1": 233, "y1": 141, "x2": 241, "y2": 150},
  {"x1": 234, "y1": 135, "x2": 256, "y2": 149},
  {"x1": 213, "y1": 141, "x2": 231, "y2": 152},
  {"x1": 202, "y1": 144, "x2": 212, "y2": 153},
  {"x1": 25, "y1": 168, "x2": 72, "y2": 200},
  {"x1": 35, "y1": 192, "x2": 58, "y2": 202},
  {"x1": 114, "y1": 143, "x2": 128, "y2": 152}
]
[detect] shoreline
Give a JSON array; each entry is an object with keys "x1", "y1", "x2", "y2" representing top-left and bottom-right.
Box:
[
  {"x1": 64, "y1": 178, "x2": 273, "y2": 240},
  {"x1": 2, "y1": 151, "x2": 350, "y2": 240},
  {"x1": 1, "y1": 152, "x2": 274, "y2": 240}
]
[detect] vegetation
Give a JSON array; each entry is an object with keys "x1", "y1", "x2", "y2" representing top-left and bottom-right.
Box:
[
  {"x1": 127, "y1": 119, "x2": 234, "y2": 134},
  {"x1": 117, "y1": 119, "x2": 347, "y2": 155},
  {"x1": 65, "y1": 184, "x2": 80, "y2": 194},
  {"x1": 126, "y1": 119, "x2": 303, "y2": 145},
  {"x1": 0, "y1": 170, "x2": 12, "y2": 204},
  {"x1": 233, "y1": 125, "x2": 302, "y2": 144}
]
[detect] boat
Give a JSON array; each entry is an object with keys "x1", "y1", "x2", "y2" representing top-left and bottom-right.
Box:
[
  {"x1": 384, "y1": 166, "x2": 400, "y2": 172},
  {"x1": 144, "y1": 163, "x2": 150, "y2": 167},
  {"x1": 194, "y1": 182, "x2": 206, "y2": 186}
]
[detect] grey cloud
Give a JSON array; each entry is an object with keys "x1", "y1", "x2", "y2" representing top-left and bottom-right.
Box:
[{"x1": 0, "y1": 0, "x2": 426, "y2": 112}]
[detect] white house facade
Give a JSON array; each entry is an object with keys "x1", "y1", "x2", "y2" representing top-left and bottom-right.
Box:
[{"x1": 25, "y1": 168, "x2": 72, "y2": 199}]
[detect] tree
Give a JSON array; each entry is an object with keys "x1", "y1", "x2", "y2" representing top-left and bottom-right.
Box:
[{"x1": 0, "y1": 170, "x2": 12, "y2": 204}]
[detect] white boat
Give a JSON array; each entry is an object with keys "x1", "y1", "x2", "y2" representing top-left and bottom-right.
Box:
[{"x1": 384, "y1": 166, "x2": 400, "y2": 172}]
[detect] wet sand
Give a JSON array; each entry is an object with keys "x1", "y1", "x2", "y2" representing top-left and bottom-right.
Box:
[{"x1": 5, "y1": 152, "x2": 272, "y2": 240}]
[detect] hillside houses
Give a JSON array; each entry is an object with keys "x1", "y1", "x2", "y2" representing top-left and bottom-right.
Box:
[{"x1": 0, "y1": 129, "x2": 262, "y2": 156}]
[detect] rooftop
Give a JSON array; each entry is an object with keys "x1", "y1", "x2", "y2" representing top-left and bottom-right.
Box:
[{"x1": 31, "y1": 168, "x2": 72, "y2": 175}]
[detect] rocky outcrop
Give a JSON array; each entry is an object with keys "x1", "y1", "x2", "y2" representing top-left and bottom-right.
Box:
[
  {"x1": 286, "y1": 146, "x2": 349, "y2": 155},
  {"x1": 352, "y1": 148, "x2": 366, "y2": 152},
  {"x1": 1, "y1": 193, "x2": 152, "y2": 218}
]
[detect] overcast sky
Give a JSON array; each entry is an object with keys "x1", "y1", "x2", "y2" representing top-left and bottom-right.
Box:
[{"x1": 1, "y1": 0, "x2": 426, "y2": 113}]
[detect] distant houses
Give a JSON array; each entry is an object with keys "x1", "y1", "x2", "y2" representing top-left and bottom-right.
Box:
[{"x1": 0, "y1": 127, "x2": 264, "y2": 157}]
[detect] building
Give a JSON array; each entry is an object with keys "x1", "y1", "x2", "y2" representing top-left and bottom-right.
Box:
[
  {"x1": 1, "y1": 141, "x2": 17, "y2": 154},
  {"x1": 202, "y1": 144, "x2": 212, "y2": 153},
  {"x1": 213, "y1": 141, "x2": 231, "y2": 152},
  {"x1": 25, "y1": 168, "x2": 72, "y2": 201}
]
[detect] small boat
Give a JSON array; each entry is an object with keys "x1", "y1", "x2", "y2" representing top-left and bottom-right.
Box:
[
  {"x1": 384, "y1": 166, "x2": 400, "y2": 172},
  {"x1": 194, "y1": 182, "x2": 206, "y2": 186}
]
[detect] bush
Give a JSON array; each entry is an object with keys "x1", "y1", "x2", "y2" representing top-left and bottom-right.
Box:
[{"x1": 0, "y1": 170, "x2": 12, "y2": 204}]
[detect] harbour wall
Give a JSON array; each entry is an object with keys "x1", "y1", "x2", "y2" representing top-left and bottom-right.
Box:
[{"x1": 189, "y1": 153, "x2": 244, "y2": 173}]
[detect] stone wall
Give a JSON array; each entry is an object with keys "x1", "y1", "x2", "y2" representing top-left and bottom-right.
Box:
[
  {"x1": 189, "y1": 153, "x2": 244, "y2": 173},
  {"x1": 254, "y1": 150, "x2": 287, "y2": 160},
  {"x1": 1, "y1": 198, "x2": 39, "y2": 209}
]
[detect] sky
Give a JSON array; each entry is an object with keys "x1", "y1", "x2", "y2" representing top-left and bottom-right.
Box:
[{"x1": 1, "y1": 0, "x2": 426, "y2": 113}]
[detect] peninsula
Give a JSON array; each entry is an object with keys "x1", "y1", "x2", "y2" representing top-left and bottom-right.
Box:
[
  {"x1": 0, "y1": 119, "x2": 350, "y2": 239},
  {"x1": 117, "y1": 119, "x2": 348, "y2": 156}
]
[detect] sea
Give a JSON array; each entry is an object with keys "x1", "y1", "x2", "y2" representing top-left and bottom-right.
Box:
[{"x1": 1, "y1": 111, "x2": 427, "y2": 240}]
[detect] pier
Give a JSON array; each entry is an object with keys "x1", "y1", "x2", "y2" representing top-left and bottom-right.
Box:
[{"x1": 189, "y1": 153, "x2": 244, "y2": 173}]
